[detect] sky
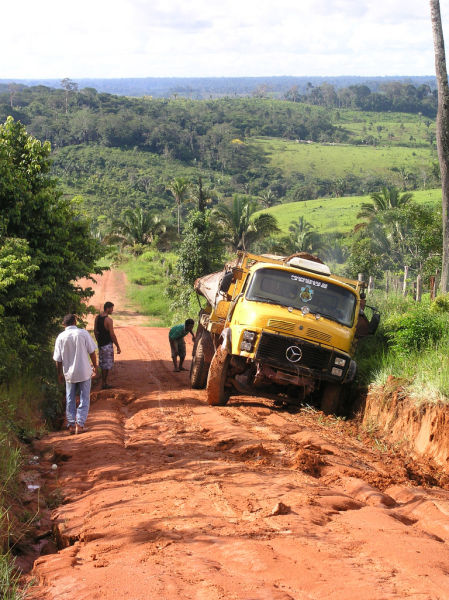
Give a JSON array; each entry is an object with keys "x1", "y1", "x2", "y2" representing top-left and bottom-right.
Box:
[{"x1": 2, "y1": 0, "x2": 449, "y2": 79}]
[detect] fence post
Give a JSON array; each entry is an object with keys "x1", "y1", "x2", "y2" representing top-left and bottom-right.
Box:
[
  {"x1": 430, "y1": 276, "x2": 436, "y2": 300},
  {"x1": 416, "y1": 274, "x2": 422, "y2": 302},
  {"x1": 402, "y1": 266, "x2": 409, "y2": 296},
  {"x1": 368, "y1": 276, "x2": 374, "y2": 293}
]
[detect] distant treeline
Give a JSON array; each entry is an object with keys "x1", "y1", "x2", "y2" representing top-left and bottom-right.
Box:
[
  {"x1": 284, "y1": 81, "x2": 437, "y2": 117},
  {"x1": 0, "y1": 75, "x2": 436, "y2": 102}
]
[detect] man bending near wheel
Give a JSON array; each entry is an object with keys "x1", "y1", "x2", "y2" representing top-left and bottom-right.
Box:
[
  {"x1": 169, "y1": 318, "x2": 195, "y2": 372},
  {"x1": 94, "y1": 301, "x2": 121, "y2": 389}
]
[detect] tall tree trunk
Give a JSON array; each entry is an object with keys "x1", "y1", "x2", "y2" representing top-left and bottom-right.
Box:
[{"x1": 431, "y1": 0, "x2": 449, "y2": 292}]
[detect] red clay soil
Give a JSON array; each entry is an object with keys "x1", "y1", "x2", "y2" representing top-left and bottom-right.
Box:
[{"x1": 25, "y1": 271, "x2": 449, "y2": 600}]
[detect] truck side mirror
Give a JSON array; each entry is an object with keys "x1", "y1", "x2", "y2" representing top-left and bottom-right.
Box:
[
  {"x1": 219, "y1": 271, "x2": 233, "y2": 294},
  {"x1": 369, "y1": 311, "x2": 380, "y2": 335}
]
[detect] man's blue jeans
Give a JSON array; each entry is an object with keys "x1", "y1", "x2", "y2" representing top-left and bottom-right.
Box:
[{"x1": 65, "y1": 379, "x2": 91, "y2": 427}]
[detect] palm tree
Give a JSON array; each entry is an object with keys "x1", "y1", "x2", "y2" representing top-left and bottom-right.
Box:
[
  {"x1": 258, "y1": 188, "x2": 278, "y2": 208},
  {"x1": 167, "y1": 177, "x2": 191, "y2": 234},
  {"x1": 213, "y1": 195, "x2": 279, "y2": 251},
  {"x1": 189, "y1": 176, "x2": 217, "y2": 212},
  {"x1": 355, "y1": 187, "x2": 413, "y2": 232},
  {"x1": 276, "y1": 217, "x2": 329, "y2": 257},
  {"x1": 107, "y1": 207, "x2": 167, "y2": 250}
]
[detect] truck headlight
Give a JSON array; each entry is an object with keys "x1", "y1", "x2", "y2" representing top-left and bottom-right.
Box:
[
  {"x1": 331, "y1": 367, "x2": 343, "y2": 377},
  {"x1": 243, "y1": 330, "x2": 257, "y2": 342},
  {"x1": 334, "y1": 357, "x2": 346, "y2": 367},
  {"x1": 240, "y1": 341, "x2": 253, "y2": 352},
  {"x1": 241, "y1": 330, "x2": 257, "y2": 353}
]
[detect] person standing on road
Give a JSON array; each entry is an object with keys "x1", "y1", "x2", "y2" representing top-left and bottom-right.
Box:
[
  {"x1": 53, "y1": 314, "x2": 98, "y2": 435},
  {"x1": 94, "y1": 301, "x2": 121, "y2": 389},
  {"x1": 169, "y1": 319, "x2": 196, "y2": 372}
]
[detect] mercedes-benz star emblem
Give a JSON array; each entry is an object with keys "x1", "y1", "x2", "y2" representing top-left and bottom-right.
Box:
[{"x1": 286, "y1": 345, "x2": 302, "y2": 363}]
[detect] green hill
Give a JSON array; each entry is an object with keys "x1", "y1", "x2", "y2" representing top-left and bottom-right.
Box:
[
  {"x1": 257, "y1": 188, "x2": 441, "y2": 235},
  {"x1": 253, "y1": 138, "x2": 434, "y2": 185}
]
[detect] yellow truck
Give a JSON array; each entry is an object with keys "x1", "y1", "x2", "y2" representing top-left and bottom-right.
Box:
[{"x1": 190, "y1": 251, "x2": 379, "y2": 413}]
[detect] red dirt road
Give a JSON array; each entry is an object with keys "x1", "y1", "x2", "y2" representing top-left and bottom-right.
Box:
[{"x1": 29, "y1": 271, "x2": 449, "y2": 599}]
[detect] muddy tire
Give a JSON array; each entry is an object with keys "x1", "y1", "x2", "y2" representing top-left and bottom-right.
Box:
[
  {"x1": 206, "y1": 347, "x2": 231, "y2": 406},
  {"x1": 190, "y1": 335, "x2": 210, "y2": 389},
  {"x1": 321, "y1": 382, "x2": 342, "y2": 415}
]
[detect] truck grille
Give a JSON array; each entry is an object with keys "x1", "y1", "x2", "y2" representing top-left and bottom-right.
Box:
[{"x1": 255, "y1": 332, "x2": 332, "y2": 373}]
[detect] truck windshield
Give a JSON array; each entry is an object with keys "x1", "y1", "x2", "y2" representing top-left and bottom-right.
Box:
[{"x1": 246, "y1": 267, "x2": 356, "y2": 327}]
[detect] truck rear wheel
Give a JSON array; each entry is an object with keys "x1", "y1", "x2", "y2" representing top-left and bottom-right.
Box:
[
  {"x1": 206, "y1": 347, "x2": 231, "y2": 406},
  {"x1": 321, "y1": 382, "x2": 342, "y2": 415},
  {"x1": 190, "y1": 334, "x2": 210, "y2": 389}
]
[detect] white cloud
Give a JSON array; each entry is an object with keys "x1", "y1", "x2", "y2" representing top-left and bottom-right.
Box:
[{"x1": 1, "y1": 0, "x2": 449, "y2": 78}]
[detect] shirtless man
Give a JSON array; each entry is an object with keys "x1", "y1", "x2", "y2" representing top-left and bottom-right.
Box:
[{"x1": 94, "y1": 301, "x2": 121, "y2": 389}]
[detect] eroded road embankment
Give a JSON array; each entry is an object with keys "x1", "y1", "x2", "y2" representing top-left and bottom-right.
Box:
[{"x1": 27, "y1": 271, "x2": 449, "y2": 600}]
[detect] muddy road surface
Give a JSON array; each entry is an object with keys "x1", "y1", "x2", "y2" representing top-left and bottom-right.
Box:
[{"x1": 29, "y1": 271, "x2": 449, "y2": 599}]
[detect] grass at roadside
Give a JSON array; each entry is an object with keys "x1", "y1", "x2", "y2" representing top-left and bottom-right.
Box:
[
  {"x1": 0, "y1": 552, "x2": 28, "y2": 600},
  {"x1": 355, "y1": 291, "x2": 449, "y2": 404},
  {"x1": 0, "y1": 371, "x2": 62, "y2": 598},
  {"x1": 120, "y1": 250, "x2": 177, "y2": 327}
]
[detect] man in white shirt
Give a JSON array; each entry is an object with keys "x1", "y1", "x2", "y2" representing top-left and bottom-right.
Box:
[{"x1": 53, "y1": 314, "x2": 98, "y2": 435}]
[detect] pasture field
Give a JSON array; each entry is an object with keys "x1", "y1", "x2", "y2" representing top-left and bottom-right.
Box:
[
  {"x1": 333, "y1": 110, "x2": 433, "y2": 147},
  {"x1": 259, "y1": 188, "x2": 441, "y2": 235},
  {"x1": 253, "y1": 137, "x2": 435, "y2": 181}
]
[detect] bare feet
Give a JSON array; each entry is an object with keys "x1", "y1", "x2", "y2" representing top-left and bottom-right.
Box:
[{"x1": 75, "y1": 424, "x2": 88, "y2": 435}]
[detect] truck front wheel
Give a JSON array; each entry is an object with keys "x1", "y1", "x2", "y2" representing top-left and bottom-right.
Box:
[
  {"x1": 321, "y1": 382, "x2": 342, "y2": 415},
  {"x1": 206, "y1": 347, "x2": 231, "y2": 406}
]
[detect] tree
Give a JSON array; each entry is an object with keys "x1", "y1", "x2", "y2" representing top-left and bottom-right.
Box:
[
  {"x1": 8, "y1": 83, "x2": 19, "y2": 109},
  {"x1": 176, "y1": 209, "x2": 225, "y2": 287},
  {"x1": 430, "y1": 0, "x2": 449, "y2": 291},
  {"x1": 277, "y1": 217, "x2": 329, "y2": 257},
  {"x1": 108, "y1": 207, "x2": 168, "y2": 250},
  {"x1": 60, "y1": 78, "x2": 78, "y2": 114},
  {"x1": 167, "y1": 177, "x2": 191, "y2": 234},
  {"x1": 258, "y1": 188, "x2": 278, "y2": 208},
  {"x1": 349, "y1": 201, "x2": 442, "y2": 278},
  {"x1": 213, "y1": 195, "x2": 279, "y2": 251},
  {"x1": 0, "y1": 117, "x2": 103, "y2": 358},
  {"x1": 189, "y1": 176, "x2": 217, "y2": 212},
  {"x1": 355, "y1": 187, "x2": 413, "y2": 231}
]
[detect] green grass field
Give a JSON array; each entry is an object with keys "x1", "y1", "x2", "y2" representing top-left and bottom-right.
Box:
[
  {"x1": 252, "y1": 137, "x2": 435, "y2": 181},
  {"x1": 333, "y1": 110, "x2": 433, "y2": 147},
  {"x1": 258, "y1": 188, "x2": 441, "y2": 234}
]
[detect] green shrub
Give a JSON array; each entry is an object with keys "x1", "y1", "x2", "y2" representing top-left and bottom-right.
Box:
[
  {"x1": 384, "y1": 305, "x2": 447, "y2": 355},
  {"x1": 431, "y1": 294, "x2": 449, "y2": 313}
]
